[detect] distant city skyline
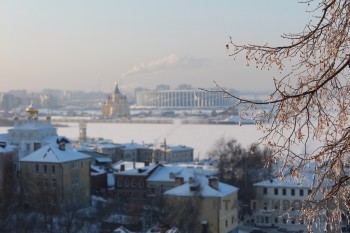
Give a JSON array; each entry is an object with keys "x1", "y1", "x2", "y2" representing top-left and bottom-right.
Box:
[{"x1": 1, "y1": 1, "x2": 311, "y2": 93}]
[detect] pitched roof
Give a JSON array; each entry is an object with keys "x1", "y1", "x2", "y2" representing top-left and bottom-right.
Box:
[
  {"x1": 164, "y1": 176, "x2": 238, "y2": 198},
  {"x1": 147, "y1": 164, "x2": 218, "y2": 182},
  {"x1": 20, "y1": 143, "x2": 90, "y2": 163},
  {"x1": 116, "y1": 164, "x2": 158, "y2": 176}
]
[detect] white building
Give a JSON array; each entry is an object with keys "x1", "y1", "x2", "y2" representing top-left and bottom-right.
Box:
[
  {"x1": 252, "y1": 172, "x2": 334, "y2": 232},
  {"x1": 7, "y1": 103, "x2": 57, "y2": 160},
  {"x1": 135, "y1": 88, "x2": 236, "y2": 109}
]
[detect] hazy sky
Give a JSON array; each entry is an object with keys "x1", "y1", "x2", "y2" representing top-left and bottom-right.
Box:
[{"x1": 0, "y1": 1, "x2": 312, "y2": 93}]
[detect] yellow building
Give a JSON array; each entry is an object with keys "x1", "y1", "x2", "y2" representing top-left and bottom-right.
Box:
[
  {"x1": 101, "y1": 82, "x2": 130, "y2": 118},
  {"x1": 20, "y1": 139, "x2": 91, "y2": 211},
  {"x1": 164, "y1": 176, "x2": 239, "y2": 233}
]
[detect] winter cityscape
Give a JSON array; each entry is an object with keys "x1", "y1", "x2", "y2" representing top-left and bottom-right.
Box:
[
  {"x1": 0, "y1": 81, "x2": 343, "y2": 233},
  {"x1": 2, "y1": 1, "x2": 349, "y2": 233}
]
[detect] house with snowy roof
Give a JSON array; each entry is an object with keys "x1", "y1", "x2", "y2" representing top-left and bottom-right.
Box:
[
  {"x1": 91, "y1": 141, "x2": 123, "y2": 162},
  {"x1": 163, "y1": 176, "x2": 239, "y2": 233},
  {"x1": 114, "y1": 164, "x2": 159, "y2": 200},
  {"x1": 120, "y1": 141, "x2": 153, "y2": 163},
  {"x1": 19, "y1": 138, "x2": 91, "y2": 211},
  {"x1": 83, "y1": 140, "x2": 154, "y2": 163},
  {"x1": 146, "y1": 164, "x2": 219, "y2": 197},
  {"x1": 152, "y1": 140, "x2": 193, "y2": 163},
  {"x1": 251, "y1": 169, "x2": 335, "y2": 232}
]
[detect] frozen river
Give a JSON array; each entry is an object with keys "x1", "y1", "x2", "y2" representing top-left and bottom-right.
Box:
[
  {"x1": 0, "y1": 122, "x2": 263, "y2": 158},
  {"x1": 59, "y1": 122, "x2": 263, "y2": 158}
]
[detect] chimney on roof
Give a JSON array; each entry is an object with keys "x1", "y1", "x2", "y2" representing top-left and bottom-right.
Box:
[
  {"x1": 58, "y1": 142, "x2": 65, "y2": 151},
  {"x1": 209, "y1": 177, "x2": 219, "y2": 190},
  {"x1": 175, "y1": 176, "x2": 184, "y2": 186},
  {"x1": 0, "y1": 141, "x2": 6, "y2": 149}
]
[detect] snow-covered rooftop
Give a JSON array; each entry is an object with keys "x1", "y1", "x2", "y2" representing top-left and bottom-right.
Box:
[
  {"x1": 112, "y1": 160, "x2": 149, "y2": 171},
  {"x1": 116, "y1": 164, "x2": 158, "y2": 176},
  {"x1": 0, "y1": 143, "x2": 16, "y2": 153},
  {"x1": 121, "y1": 142, "x2": 147, "y2": 150},
  {"x1": 164, "y1": 176, "x2": 238, "y2": 198},
  {"x1": 20, "y1": 143, "x2": 90, "y2": 163},
  {"x1": 91, "y1": 165, "x2": 107, "y2": 174},
  {"x1": 94, "y1": 142, "x2": 121, "y2": 149},
  {"x1": 147, "y1": 164, "x2": 218, "y2": 182},
  {"x1": 95, "y1": 157, "x2": 112, "y2": 163},
  {"x1": 254, "y1": 177, "x2": 313, "y2": 189},
  {"x1": 153, "y1": 144, "x2": 193, "y2": 152}
]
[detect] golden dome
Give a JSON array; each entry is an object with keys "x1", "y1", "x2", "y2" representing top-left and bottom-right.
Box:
[{"x1": 26, "y1": 103, "x2": 38, "y2": 116}]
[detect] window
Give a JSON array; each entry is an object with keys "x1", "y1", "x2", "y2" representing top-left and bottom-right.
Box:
[
  {"x1": 80, "y1": 161, "x2": 84, "y2": 168},
  {"x1": 263, "y1": 188, "x2": 267, "y2": 195},
  {"x1": 274, "y1": 188, "x2": 278, "y2": 195},
  {"x1": 52, "y1": 179, "x2": 57, "y2": 188},
  {"x1": 300, "y1": 189, "x2": 304, "y2": 196},
  {"x1": 291, "y1": 189, "x2": 295, "y2": 196},
  {"x1": 52, "y1": 165, "x2": 55, "y2": 175},
  {"x1": 282, "y1": 188, "x2": 286, "y2": 195},
  {"x1": 125, "y1": 179, "x2": 130, "y2": 187},
  {"x1": 44, "y1": 178, "x2": 49, "y2": 187},
  {"x1": 308, "y1": 189, "x2": 312, "y2": 195},
  {"x1": 265, "y1": 217, "x2": 269, "y2": 223},
  {"x1": 44, "y1": 165, "x2": 47, "y2": 175},
  {"x1": 139, "y1": 180, "x2": 144, "y2": 188},
  {"x1": 72, "y1": 176, "x2": 79, "y2": 186},
  {"x1": 35, "y1": 164, "x2": 39, "y2": 174},
  {"x1": 132, "y1": 179, "x2": 137, "y2": 187},
  {"x1": 36, "y1": 179, "x2": 41, "y2": 187},
  {"x1": 117, "y1": 178, "x2": 123, "y2": 187}
]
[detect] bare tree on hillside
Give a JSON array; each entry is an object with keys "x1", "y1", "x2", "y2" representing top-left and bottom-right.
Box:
[
  {"x1": 209, "y1": 137, "x2": 272, "y2": 210},
  {"x1": 209, "y1": 0, "x2": 350, "y2": 231}
]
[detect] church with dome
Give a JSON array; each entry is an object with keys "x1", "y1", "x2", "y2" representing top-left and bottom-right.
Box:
[{"x1": 101, "y1": 82, "x2": 130, "y2": 118}]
